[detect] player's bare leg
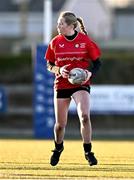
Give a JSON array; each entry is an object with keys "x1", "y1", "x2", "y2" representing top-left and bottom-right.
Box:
[
  {"x1": 50, "y1": 96, "x2": 71, "y2": 166},
  {"x1": 54, "y1": 97, "x2": 71, "y2": 143},
  {"x1": 72, "y1": 90, "x2": 98, "y2": 166},
  {"x1": 72, "y1": 91, "x2": 91, "y2": 142}
]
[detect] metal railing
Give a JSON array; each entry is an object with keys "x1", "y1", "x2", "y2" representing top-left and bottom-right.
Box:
[{"x1": 4, "y1": 84, "x2": 33, "y2": 115}]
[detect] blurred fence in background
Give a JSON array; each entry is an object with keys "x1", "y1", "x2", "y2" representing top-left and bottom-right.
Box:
[
  {"x1": 0, "y1": 48, "x2": 134, "y2": 139},
  {"x1": 5, "y1": 85, "x2": 32, "y2": 116},
  {"x1": 0, "y1": 85, "x2": 33, "y2": 138}
]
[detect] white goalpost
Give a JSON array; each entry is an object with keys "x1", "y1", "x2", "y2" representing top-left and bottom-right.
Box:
[
  {"x1": 34, "y1": 0, "x2": 54, "y2": 138},
  {"x1": 43, "y1": 0, "x2": 52, "y2": 44}
]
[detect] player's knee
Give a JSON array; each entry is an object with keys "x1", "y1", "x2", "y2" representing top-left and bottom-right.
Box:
[
  {"x1": 80, "y1": 114, "x2": 89, "y2": 126},
  {"x1": 55, "y1": 122, "x2": 66, "y2": 131}
]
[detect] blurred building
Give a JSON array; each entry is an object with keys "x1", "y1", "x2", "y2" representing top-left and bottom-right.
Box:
[
  {"x1": 0, "y1": 0, "x2": 64, "y2": 38},
  {"x1": 61, "y1": 0, "x2": 112, "y2": 40},
  {"x1": 113, "y1": 7, "x2": 134, "y2": 39},
  {"x1": 0, "y1": 0, "x2": 134, "y2": 52},
  {"x1": 0, "y1": 0, "x2": 65, "y2": 53},
  {"x1": 0, "y1": 0, "x2": 113, "y2": 53},
  {"x1": 0, "y1": 0, "x2": 112, "y2": 39},
  {"x1": 101, "y1": 5, "x2": 134, "y2": 50}
]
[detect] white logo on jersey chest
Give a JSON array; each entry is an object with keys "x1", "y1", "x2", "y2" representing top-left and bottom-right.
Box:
[
  {"x1": 75, "y1": 44, "x2": 79, "y2": 48},
  {"x1": 80, "y1": 43, "x2": 86, "y2": 48},
  {"x1": 59, "y1": 44, "x2": 64, "y2": 48},
  {"x1": 75, "y1": 43, "x2": 86, "y2": 48}
]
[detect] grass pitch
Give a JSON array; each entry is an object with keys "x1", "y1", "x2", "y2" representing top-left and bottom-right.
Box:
[{"x1": 0, "y1": 139, "x2": 134, "y2": 179}]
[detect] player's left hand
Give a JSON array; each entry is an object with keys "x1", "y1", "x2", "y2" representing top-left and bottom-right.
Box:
[{"x1": 81, "y1": 70, "x2": 92, "y2": 85}]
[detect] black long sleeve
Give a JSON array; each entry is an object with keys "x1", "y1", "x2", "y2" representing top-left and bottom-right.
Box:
[{"x1": 90, "y1": 58, "x2": 101, "y2": 77}]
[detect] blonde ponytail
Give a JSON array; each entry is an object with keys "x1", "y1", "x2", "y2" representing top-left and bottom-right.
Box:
[{"x1": 77, "y1": 17, "x2": 88, "y2": 35}]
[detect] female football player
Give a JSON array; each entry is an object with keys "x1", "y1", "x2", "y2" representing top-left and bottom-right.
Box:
[{"x1": 45, "y1": 11, "x2": 101, "y2": 166}]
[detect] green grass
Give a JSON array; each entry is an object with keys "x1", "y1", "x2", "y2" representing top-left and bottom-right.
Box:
[{"x1": 0, "y1": 139, "x2": 134, "y2": 179}]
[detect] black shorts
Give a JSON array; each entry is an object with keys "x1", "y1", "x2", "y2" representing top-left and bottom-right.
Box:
[{"x1": 55, "y1": 86, "x2": 90, "y2": 98}]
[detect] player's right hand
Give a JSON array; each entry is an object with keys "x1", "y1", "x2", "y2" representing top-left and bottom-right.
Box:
[{"x1": 59, "y1": 64, "x2": 71, "y2": 78}]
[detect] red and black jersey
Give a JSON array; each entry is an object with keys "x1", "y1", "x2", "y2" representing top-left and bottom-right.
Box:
[{"x1": 45, "y1": 32, "x2": 101, "y2": 90}]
